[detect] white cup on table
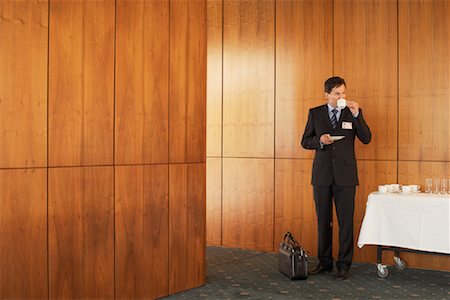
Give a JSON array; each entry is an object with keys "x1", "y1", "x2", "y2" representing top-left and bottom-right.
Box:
[
  {"x1": 410, "y1": 184, "x2": 420, "y2": 192},
  {"x1": 390, "y1": 184, "x2": 401, "y2": 192},
  {"x1": 402, "y1": 185, "x2": 412, "y2": 193},
  {"x1": 378, "y1": 185, "x2": 388, "y2": 193}
]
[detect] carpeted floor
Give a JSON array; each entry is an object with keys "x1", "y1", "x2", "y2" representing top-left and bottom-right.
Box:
[{"x1": 161, "y1": 246, "x2": 450, "y2": 299}]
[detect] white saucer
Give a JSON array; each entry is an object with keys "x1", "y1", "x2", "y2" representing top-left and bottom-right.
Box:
[{"x1": 330, "y1": 135, "x2": 345, "y2": 141}]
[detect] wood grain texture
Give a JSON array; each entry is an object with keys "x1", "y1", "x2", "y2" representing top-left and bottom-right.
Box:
[
  {"x1": 49, "y1": 167, "x2": 114, "y2": 299},
  {"x1": 398, "y1": 161, "x2": 450, "y2": 188},
  {"x1": 169, "y1": 163, "x2": 206, "y2": 293},
  {"x1": 115, "y1": 165, "x2": 169, "y2": 299},
  {"x1": 49, "y1": 0, "x2": 114, "y2": 166},
  {"x1": 207, "y1": 0, "x2": 223, "y2": 157},
  {"x1": 302, "y1": 223, "x2": 319, "y2": 257},
  {"x1": 115, "y1": 0, "x2": 169, "y2": 165},
  {"x1": 170, "y1": 0, "x2": 207, "y2": 163},
  {"x1": 223, "y1": 0, "x2": 275, "y2": 158},
  {"x1": 399, "y1": 0, "x2": 450, "y2": 161},
  {"x1": 0, "y1": 169, "x2": 47, "y2": 299},
  {"x1": 222, "y1": 158, "x2": 274, "y2": 251},
  {"x1": 274, "y1": 159, "x2": 314, "y2": 250},
  {"x1": 206, "y1": 158, "x2": 222, "y2": 245},
  {"x1": 276, "y1": 0, "x2": 333, "y2": 159},
  {"x1": 334, "y1": 0, "x2": 398, "y2": 161},
  {"x1": 0, "y1": 0, "x2": 47, "y2": 168}
]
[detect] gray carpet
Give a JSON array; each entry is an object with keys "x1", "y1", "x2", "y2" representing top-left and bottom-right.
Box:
[{"x1": 161, "y1": 246, "x2": 450, "y2": 299}]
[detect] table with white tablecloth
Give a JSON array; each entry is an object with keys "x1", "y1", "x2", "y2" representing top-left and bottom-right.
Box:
[{"x1": 357, "y1": 192, "x2": 450, "y2": 277}]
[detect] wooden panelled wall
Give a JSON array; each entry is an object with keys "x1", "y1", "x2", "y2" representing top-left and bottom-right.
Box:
[
  {"x1": 0, "y1": 0, "x2": 206, "y2": 299},
  {"x1": 206, "y1": 0, "x2": 450, "y2": 271}
]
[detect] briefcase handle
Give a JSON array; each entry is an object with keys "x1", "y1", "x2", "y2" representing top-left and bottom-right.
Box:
[{"x1": 283, "y1": 232, "x2": 300, "y2": 247}]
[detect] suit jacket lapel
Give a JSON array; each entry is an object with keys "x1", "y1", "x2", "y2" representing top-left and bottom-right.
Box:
[{"x1": 321, "y1": 105, "x2": 333, "y2": 129}]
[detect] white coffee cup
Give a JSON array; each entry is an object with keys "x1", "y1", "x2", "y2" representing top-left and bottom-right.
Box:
[
  {"x1": 386, "y1": 184, "x2": 393, "y2": 192},
  {"x1": 410, "y1": 184, "x2": 420, "y2": 192},
  {"x1": 337, "y1": 98, "x2": 347, "y2": 109},
  {"x1": 390, "y1": 184, "x2": 401, "y2": 192},
  {"x1": 378, "y1": 185, "x2": 388, "y2": 193},
  {"x1": 402, "y1": 185, "x2": 412, "y2": 193}
]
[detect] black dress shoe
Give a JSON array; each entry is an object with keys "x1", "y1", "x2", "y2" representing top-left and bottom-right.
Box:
[
  {"x1": 335, "y1": 268, "x2": 349, "y2": 280},
  {"x1": 309, "y1": 264, "x2": 333, "y2": 274}
]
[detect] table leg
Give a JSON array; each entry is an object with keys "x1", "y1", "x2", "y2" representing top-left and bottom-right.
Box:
[{"x1": 377, "y1": 245, "x2": 382, "y2": 264}]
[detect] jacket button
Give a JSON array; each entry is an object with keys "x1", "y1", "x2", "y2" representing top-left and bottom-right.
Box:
[
  {"x1": 332, "y1": 158, "x2": 335, "y2": 162},
  {"x1": 332, "y1": 146, "x2": 335, "y2": 150}
]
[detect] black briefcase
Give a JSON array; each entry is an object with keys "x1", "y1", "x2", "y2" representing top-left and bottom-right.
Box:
[{"x1": 278, "y1": 232, "x2": 308, "y2": 280}]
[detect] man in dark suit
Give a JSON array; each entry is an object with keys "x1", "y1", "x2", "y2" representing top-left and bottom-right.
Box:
[{"x1": 301, "y1": 76, "x2": 371, "y2": 280}]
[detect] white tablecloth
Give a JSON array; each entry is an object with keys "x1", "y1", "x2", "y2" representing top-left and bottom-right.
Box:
[{"x1": 357, "y1": 192, "x2": 450, "y2": 254}]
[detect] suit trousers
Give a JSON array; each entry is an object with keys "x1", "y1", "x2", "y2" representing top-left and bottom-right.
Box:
[{"x1": 313, "y1": 183, "x2": 355, "y2": 271}]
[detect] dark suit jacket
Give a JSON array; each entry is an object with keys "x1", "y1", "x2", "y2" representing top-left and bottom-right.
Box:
[{"x1": 301, "y1": 104, "x2": 371, "y2": 187}]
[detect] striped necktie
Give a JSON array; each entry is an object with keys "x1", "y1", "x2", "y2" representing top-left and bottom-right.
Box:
[{"x1": 331, "y1": 109, "x2": 338, "y2": 128}]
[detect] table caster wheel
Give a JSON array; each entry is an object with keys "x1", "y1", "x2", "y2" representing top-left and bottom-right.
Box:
[
  {"x1": 377, "y1": 263, "x2": 389, "y2": 278},
  {"x1": 393, "y1": 256, "x2": 406, "y2": 271}
]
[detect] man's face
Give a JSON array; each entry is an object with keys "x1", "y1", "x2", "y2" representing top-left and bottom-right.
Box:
[{"x1": 325, "y1": 84, "x2": 346, "y2": 107}]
